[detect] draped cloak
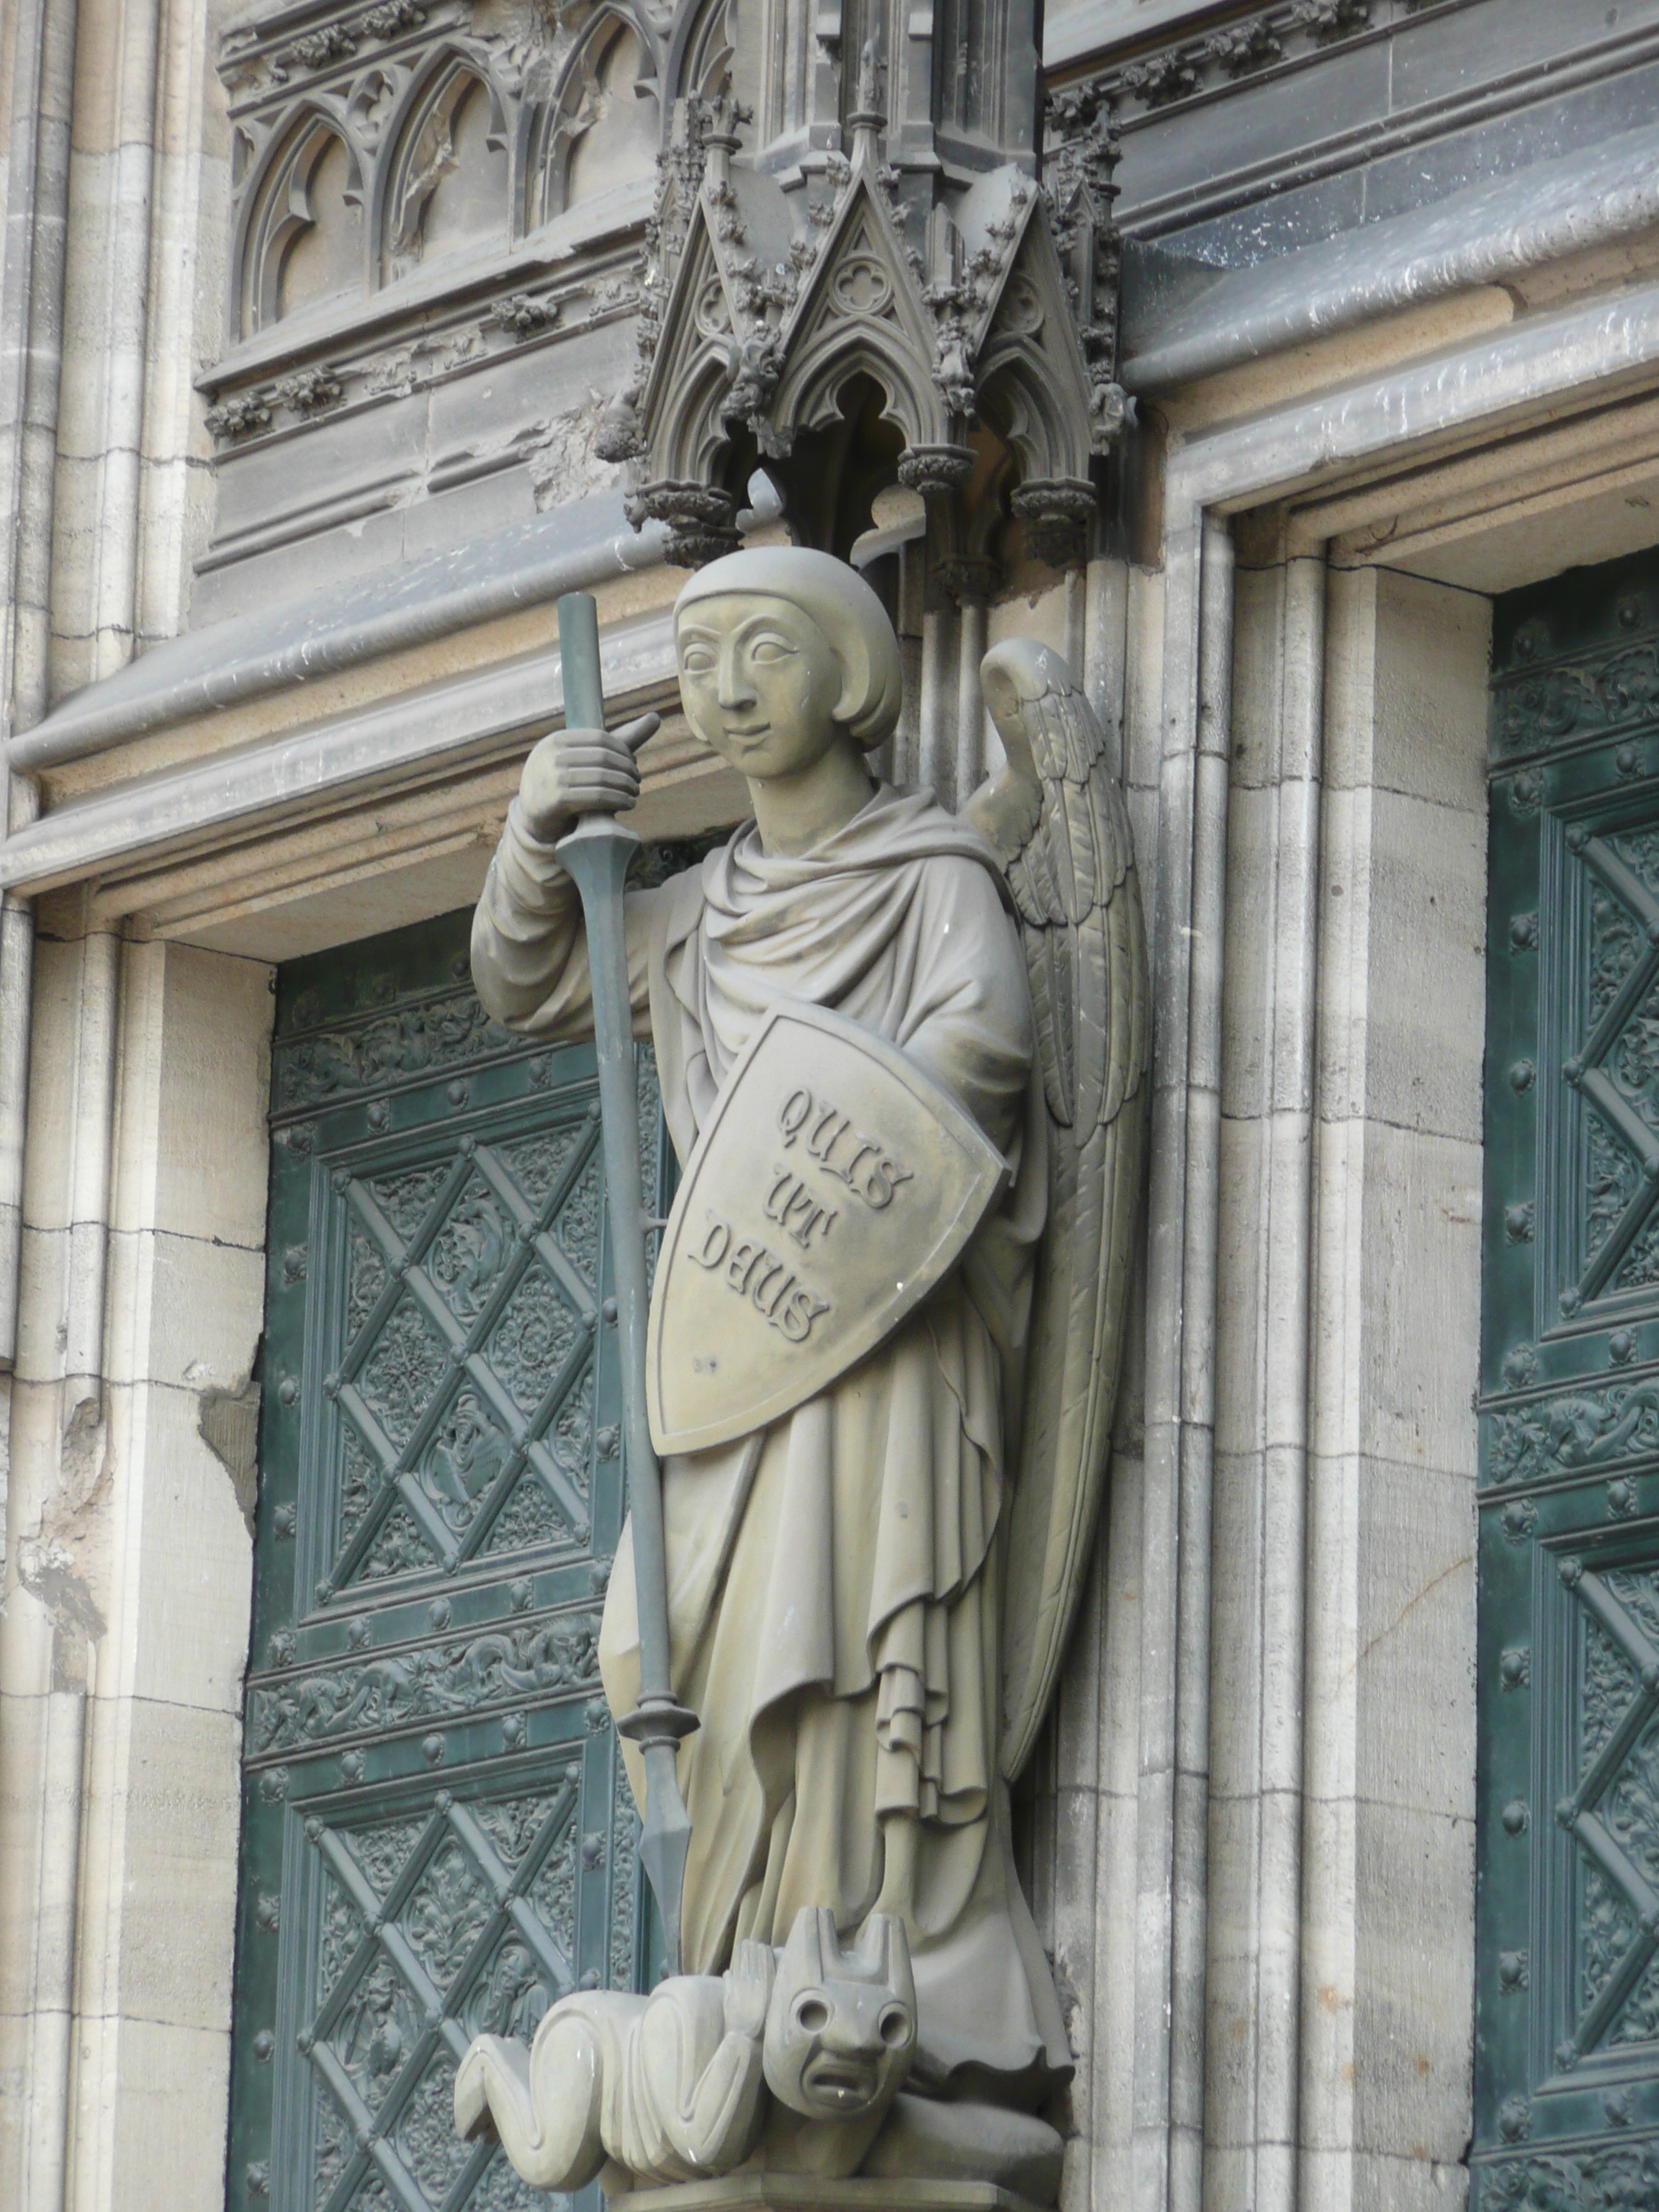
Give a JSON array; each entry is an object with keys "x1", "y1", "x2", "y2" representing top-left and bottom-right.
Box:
[{"x1": 470, "y1": 783, "x2": 1070, "y2": 2094}]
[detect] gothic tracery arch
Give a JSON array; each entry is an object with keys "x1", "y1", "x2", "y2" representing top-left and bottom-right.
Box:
[
  {"x1": 375, "y1": 50, "x2": 514, "y2": 279},
  {"x1": 236, "y1": 109, "x2": 368, "y2": 337},
  {"x1": 532, "y1": 10, "x2": 661, "y2": 230}
]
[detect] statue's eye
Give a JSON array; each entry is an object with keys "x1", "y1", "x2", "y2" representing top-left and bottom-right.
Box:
[
  {"x1": 877, "y1": 2005, "x2": 911, "y2": 2048},
  {"x1": 680, "y1": 648, "x2": 715, "y2": 675},
  {"x1": 750, "y1": 637, "x2": 794, "y2": 662},
  {"x1": 794, "y1": 1995, "x2": 830, "y2": 2033}
]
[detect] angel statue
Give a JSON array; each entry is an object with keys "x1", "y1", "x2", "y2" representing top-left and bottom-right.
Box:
[{"x1": 457, "y1": 546, "x2": 1148, "y2": 2202}]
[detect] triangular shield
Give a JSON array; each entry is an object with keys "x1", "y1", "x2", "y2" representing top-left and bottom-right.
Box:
[{"x1": 646, "y1": 1003, "x2": 1007, "y2": 1455}]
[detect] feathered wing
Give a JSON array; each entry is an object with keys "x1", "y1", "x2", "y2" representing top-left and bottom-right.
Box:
[{"x1": 968, "y1": 639, "x2": 1150, "y2": 1783}]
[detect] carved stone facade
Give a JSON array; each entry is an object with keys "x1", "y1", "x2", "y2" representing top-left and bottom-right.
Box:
[
  {"x1": 196, "y1": 0, "x2": 665, "y2": 611},
  {"x1": 192, "y1": 0, "x2": 1119, "y2": 619},
  {"x1": 14, "y1": 4, "x2": 1659, "y2": 2212},
  {"x1": 212, "y1": 0, "x2": 662, "y2": 359},
  {"x1": 1046, "y1": 0, "x2": 1409, "y2": 125}
]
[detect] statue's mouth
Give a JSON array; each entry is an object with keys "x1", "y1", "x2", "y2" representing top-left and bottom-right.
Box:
[{"x1": 800, "y1": 2054, "x2": 879, "y2": 2110}]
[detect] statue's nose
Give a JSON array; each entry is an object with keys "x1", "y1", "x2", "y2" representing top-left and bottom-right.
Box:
[
  {"x1": 716, "y1": 644, "x2": 756, "y2": 710},
  {"x1": 819, "y1": 2013, "x2": 868, "y2": 2055}
]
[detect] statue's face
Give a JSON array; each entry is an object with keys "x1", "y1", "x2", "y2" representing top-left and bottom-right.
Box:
[{"x1": 675, "y1": 594, "x2": 849, "y2": 781}]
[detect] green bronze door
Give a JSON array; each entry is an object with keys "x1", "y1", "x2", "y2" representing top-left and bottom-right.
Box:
[
  {"x1": 225, "y1": 908, "x2": 665, "y2": 2212},
  {"x1": 1478, "y1": 549, "x2": 1659, "y2": 2203}
]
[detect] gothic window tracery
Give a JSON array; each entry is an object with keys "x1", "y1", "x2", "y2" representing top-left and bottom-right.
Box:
[
  {"x1": 562, "y1": 24, "x2": 660, "y2": 212},
  {"x1": 534, "y1": 14, "x2": 661, "y2": 230},
  {"x1": 204, "y1": 0, "x2": 664, "y2": 472},
  {"x1": 667, "y1": 0, "x2": 740, "y2": 109},
  {"x1": 239, "y1": 114, "x2": 368, "y2": 336},
  {"x1": 380, "y1": 57, "x2": 513, "y2": 279}
]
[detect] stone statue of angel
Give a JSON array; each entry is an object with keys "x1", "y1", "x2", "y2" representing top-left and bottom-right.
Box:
[{"x1": 460, "y1": 545, "x2": 1148, "y2": 2200}]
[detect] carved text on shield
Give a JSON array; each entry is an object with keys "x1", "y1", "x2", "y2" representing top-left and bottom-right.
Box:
[
  {"x1": 764, "y1": 1167, "x2": 838, "y2": 1249},
  {"x1": 688, "y1": 1211, "x2": 832, "y2": 1345},
  {"x1": 775, "y1": 1084, "x2": 915, "y2": 1210},
  {"x1": 647, "y1": 1003, "x2": 1007, "y2": 1455},
  {"x1": 683, "y1": 1072, "x2": 928, "y2": 1348}
]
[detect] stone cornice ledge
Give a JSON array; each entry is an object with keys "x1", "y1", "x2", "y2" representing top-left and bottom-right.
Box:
[
  {"x1": 1122, "y1": 117, "x2": 1659, "y2": 395},
  {"x1": 14, "y1": 272, "x2": 1659, "y2": 899},
  {"x1": 12, "y1": 495, "x2": 667, "y2": 773},
  {"x1": 0, "y1": 606, "x2": 678, "y2": 896},
  {"x1": 1164, "y1": 270, "x2": 1659, "y2": 518}
]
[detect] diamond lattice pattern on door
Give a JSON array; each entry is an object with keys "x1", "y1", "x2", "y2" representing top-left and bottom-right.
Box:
[{"x1": 324, "y1": 1118, "x2": 606, "y2": 1599}]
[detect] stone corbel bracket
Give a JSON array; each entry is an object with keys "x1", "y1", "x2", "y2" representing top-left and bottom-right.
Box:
[{"x1": 598, "y1": 84, "x2": 1125, "y2": 583}]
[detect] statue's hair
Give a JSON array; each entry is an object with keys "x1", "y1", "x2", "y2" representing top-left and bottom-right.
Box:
[{"x1": 674, "y1": 547, "x2": 904, "y2": 750}]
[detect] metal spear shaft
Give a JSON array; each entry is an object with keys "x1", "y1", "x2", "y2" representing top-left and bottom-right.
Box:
[{"x1": 553, "y1": 591, "x2": 697, "y2": 1975}]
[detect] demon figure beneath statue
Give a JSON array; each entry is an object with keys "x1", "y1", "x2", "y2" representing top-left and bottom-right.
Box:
[{"x1": 457, "y1": 547, "x2": 1148, "y2": 2203}]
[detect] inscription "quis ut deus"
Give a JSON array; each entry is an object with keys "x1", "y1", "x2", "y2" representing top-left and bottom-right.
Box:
[
  {"x1": 689, "y1": 1214, "x2": 832, "y2": 1344},
  {"x1": 776, "y1": 1087, "x2": 914, "y2": 1209},
  {"x1": 685, "y1": 1085, "x2": 917, "y2": 1351}
]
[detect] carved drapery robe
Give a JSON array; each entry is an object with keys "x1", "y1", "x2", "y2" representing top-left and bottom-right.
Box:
[{"x1": 470, "y1": 784, "x2": 1069, "y2": 2092}]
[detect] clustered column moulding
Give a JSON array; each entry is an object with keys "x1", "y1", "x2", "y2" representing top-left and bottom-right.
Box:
[
  {"x1": 0, "y1": 0, "x2": 77, "y2": 1382},
  {"x1": 3, "y1": 0, "x2": 168, "y2": 1440},
  {"x1": 0, "y1": 4, "x2": 102, "y2": 2212}
]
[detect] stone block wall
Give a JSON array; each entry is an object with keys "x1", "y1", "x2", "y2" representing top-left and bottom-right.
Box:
[{"x1": 0, "y1": 922, "x2": 271, "y2": 2212}]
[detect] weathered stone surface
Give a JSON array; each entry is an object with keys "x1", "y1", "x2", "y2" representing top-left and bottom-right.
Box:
[
  {"x1": 463, "y1": 551, "x2": 1146, "y2": 2200},
  {"x1": 75, "y1": 1695, "x2": 242, "y2": 2033},
  {"x1": 614, "y1": 2182, "x2": 1049, "y2": 2212}
]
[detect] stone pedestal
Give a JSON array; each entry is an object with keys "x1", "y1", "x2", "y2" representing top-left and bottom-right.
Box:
[{"x1": 608, "y1": 2177, "x2": 1044, "y2": 2212}]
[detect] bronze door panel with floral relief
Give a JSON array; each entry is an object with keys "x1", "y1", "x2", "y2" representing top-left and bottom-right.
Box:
[
  {"x1": 1478, "y1": 549, "x2": 1659, "y2": 2205},
  {"x1": 226, "y1": 909, "x2": 666, "y2": 2212}
]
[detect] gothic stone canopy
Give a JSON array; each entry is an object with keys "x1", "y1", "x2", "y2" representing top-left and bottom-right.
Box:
[{"x1": 595, "y1": 4, "x2": 1124, "y2": 580}]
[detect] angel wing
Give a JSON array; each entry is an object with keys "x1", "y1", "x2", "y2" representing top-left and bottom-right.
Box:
[{"x1": 967, "y1": 639, "x2": 1150, "y2": 1782}]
